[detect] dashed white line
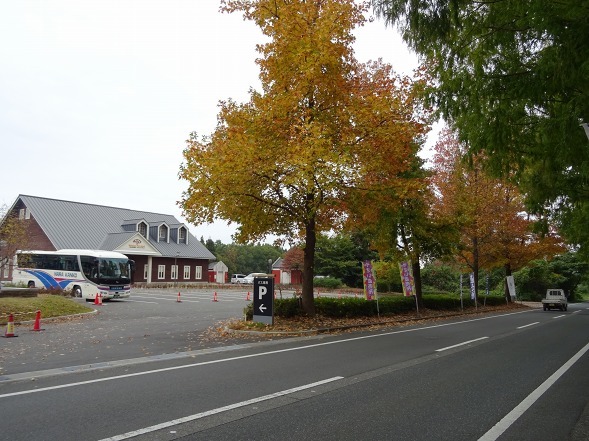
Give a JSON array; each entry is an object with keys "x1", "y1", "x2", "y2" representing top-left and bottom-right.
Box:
[
  {"x1": 98, "y1": 376, "x2": 344, "y2": 441},
  {"x1": 435, "y1": 337, "x2": 489, "y2": 352},
  {"x1": 517, "y1": 322, "x2": 539, "y2": 329}
]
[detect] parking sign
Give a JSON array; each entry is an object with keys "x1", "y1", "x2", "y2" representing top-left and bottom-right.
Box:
[{"x1": 253, "y1": 277, "x2": 274, "y2": 325}]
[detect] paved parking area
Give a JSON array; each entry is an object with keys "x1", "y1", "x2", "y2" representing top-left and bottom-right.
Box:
[{"x1": 0, "y1": 288, "x2": 266, "y2": 377}]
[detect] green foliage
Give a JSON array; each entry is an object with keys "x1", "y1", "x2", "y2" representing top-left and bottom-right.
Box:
[
  {"x1": 372, "y1": 0, "x2": 589, "y2": 255},
  {"x1": 313, "y1": 277, "x2": 343, "y2": 289},
  {"x1": 212, "y1": 242, "x2": 283, "y2": 276},
  {"x1": 244, "y1": 293, "x2": 507, "y2": 320},
  {"x1": 314, "y1": 233, "x2": 378, "y2": 288},
  {"x1": 420, "y1": 262, "x2": 460, "y2": 293},
  {"x1": 513, "y1": 252, "x2": 589, "y2": 301}
]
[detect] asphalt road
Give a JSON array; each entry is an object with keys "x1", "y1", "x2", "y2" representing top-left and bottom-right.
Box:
[{"x1": 1, "y1": 291, "x2": 588, "y2": 441}]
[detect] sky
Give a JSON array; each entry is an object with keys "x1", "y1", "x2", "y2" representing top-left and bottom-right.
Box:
[{"x1": 1, "y1": 1, "x2": 428, "y2": 244}]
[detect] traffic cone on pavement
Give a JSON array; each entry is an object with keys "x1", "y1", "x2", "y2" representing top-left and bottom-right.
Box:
[
  {"x1": 3, "y1": 313, "x2": 17, "y2": 338},
  {"x1": 31, "y1": 310, "x2": 45, "y2": 331},
  {"x1": 94, "y1": 292, "x2": 102, "y2": 305},
  {"x1": 212, "y1": 291, "x2": 218, "y2": 302},
  {"x1": 177, "y1": 292, "x2": 182, "y2": 303},
  {"x1": 246, "y1": 292, "x2": 251, "y2": 301}
]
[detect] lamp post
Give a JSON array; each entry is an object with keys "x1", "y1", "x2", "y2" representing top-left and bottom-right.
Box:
[{"x1": 267, "y1": 258, "x2": 273, "y2": 275}]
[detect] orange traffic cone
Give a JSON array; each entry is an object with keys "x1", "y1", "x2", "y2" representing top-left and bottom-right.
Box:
[
  {"x1": 177, "y1": 292, "x2": 182, "y2": 303},
  {"x1": 212, "y1": 291, "x2": 218, "y2": 302},
  {"x1": 31, "y1": 310, "x2": 45, "y2": 332},
  {"x1": 94, "y1": 292, "x2": 102, "y2": 305},
  {"x1": 246, "y1": 292, "x2": 251, "y2": 301},
  {"x1": 3, "y1": 313, "x2": 17, "y2": 338}
]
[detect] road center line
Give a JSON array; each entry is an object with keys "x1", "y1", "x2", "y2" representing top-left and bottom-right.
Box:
[
  {"x1": 97, "y1": 376, "x2": 344, "y2": 441},
  {"x1": 516, "y1": 322, "x2": 539, "y2": 329},
  {"x1": 553, "y1": 315, "x2": 566, "y2": 319},
  {"x1": 478, "y1": 341, "x2": 589, "y2": 441},
  {"x1": 435, "y1": 337, "x2": 488, "y2": 352}
]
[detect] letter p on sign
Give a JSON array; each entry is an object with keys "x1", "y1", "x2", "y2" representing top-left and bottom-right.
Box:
[{"x1": 258, "y1": 286, "x2": 267, "y2": 299}]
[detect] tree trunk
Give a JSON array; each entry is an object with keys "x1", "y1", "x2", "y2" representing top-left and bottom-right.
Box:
[
  {"x1": 411, "y1": 258, "x2": 424, "y2": 309},
  {"x1": 504, "y1": 262, "x2": 512, "y2": 303},
  {"x1": 301, "y1": 217, "x2": 316, "y2": 317}
]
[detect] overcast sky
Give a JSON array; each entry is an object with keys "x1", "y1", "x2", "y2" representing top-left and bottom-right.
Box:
[{"x1": 1, "y1": 1, "x2": 424, "y2": 244}]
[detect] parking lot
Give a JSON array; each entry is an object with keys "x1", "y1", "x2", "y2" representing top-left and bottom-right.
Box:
[{"x1": 0, "y1": 287, "x2": 291, "y2": 378}]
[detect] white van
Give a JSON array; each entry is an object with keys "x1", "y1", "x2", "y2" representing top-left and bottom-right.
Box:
[{"x1": 231, "y1": 274, "x2": 246, "y2": 284}]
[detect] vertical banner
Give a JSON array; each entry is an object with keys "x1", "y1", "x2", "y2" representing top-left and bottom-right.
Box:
[
  {"x1": 398, "y1": 261, "x2": 415, "y2": 297},
  {"x1": 362, "y1": 260, "x2": 377, "y2": 300},
  {"x1": 506, "y1": 275, "x2": 516, "y2": 299},
  {"x1": 469, "y1": 273, "x2": 476, "y2": 300}
]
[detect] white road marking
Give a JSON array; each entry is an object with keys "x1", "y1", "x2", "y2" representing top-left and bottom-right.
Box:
[
  {"x1": 478, "y1": 341, "x2": 589, "y2": 441},
  {"x1": 0, "y1": 309, "x2": 530, "y2": 399},
  {"x1": 123, "y1": 300, "x2": 158, "y2": 304},
  {"x1": 516, "y1": 322, "x2": 539, "y2": 329},
  {"x1": 553, "y1": 315, "x2": 566, "y2": 319},
  {"x1": 98, "y1": 377, "x2": 344, "y2": 441},
  {"x1": 435, "y1": 337, "x2": 488, "y2": 352}
]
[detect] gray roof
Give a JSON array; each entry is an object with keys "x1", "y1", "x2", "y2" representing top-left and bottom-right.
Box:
[{"x1": 17, "y1": 195, "x2": 216, "y2": 260}]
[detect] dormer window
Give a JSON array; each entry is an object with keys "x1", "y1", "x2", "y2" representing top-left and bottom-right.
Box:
[
  {"x1": 158, "y1": 224, "x2": 169, "y2": 242},
  {"x1": 138, "y1": 221, "x2": 148, "y2": 237},
  {"x1": 178, "y1": 226, "x2": 187, "y2": 244}
]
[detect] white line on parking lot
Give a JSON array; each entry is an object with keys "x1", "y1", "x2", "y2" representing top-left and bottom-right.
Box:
[
  {"x1": 130, "y1": 295, "x2": 200, "y2": 303},
  {"x1": 553, "y1": 315, "x2": 566, "y2": 319},
  {"x1": 124, "y1": 300, "x2": 158, "y2": 304},
  {"x1": 98, "y1": 376, "x2": 344, "y2": 441},
  {"x1": 516, "y1": 322, "x2": 539, "y2": 329}
]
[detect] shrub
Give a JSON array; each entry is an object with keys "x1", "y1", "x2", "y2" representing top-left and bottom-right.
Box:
[{"x1": 313, "y1": 277, "x2": 343, "y2": 289}]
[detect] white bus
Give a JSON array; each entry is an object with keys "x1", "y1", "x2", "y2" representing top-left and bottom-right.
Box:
[{"x1": 13, "y1": 249, "x2": 134, "y2": 301}]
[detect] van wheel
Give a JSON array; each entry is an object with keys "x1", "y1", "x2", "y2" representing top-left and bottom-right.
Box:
[{"x1": 27, "y1": 281, "x2": 35, "y2": 288}]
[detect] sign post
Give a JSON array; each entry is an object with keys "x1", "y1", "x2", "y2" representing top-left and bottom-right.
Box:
[{"x1": 253, "y1": 277, "x2": 274, "y2": 325}]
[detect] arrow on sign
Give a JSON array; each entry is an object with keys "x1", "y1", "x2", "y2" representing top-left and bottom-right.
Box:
[{"x1": 258, "y1": 304, "x2": 267, "y2": 313}]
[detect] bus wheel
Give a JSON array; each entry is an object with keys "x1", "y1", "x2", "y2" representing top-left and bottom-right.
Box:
[
  {"x1": 72, "y1": 286, "x2": 82, "y2": 298},
  {"x1": 27, "y1": 281, "x2": 35, "y2": 288}
]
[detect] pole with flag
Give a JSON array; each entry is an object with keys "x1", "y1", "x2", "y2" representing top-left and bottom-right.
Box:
[
  {"x1": 362, "y1": 260, "x2": 379, "y2": 318},
  {"x1": 399, "y1": 261, "x2": 418, "y2": 315}
]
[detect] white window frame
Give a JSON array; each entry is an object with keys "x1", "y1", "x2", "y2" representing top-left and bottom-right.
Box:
[
  {"x1": 195, "y1": 265, "x2": 202, "y2": 280},
  {"x1": 138, "y1": 222, "x2": 148, "y2": 237},
  {"x1": 158, "y1": 265, "x2": 165, "y2": 279},
  {"x1": 143, "y1": 264, "x2": 149, "y2": 280},
  {"x1": 171, "y1": 264, "x2": 178, "y2": 280},
  {"x1": 183, "y1": 265, "x2": 190, "y2": 280}
]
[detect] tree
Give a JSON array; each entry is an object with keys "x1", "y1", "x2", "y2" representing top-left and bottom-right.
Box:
[
  {"x1": 0, "y1": 204, "x2": 31, "y2": 279},
  {"x1": 353, "y1": 154, "x2": 457, "y2": 308},
  {"x1": 372, "y1": 0, "x2": 589, "y2": 255},
  {"x1": 431, "y1": 129, "x2": 564, "y2": 301},
  {"x1": 314, "y1": 233, "x2": 378, "y2": 288},
  {"x1": 180, "y1": 0, "x2": 428, "y2": 315}
]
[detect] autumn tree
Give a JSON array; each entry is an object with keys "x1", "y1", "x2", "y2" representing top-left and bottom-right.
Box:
[
  {"x1": 180, "y1": 0, "x2": 429, "y2": 315},
  {"x1": 372, "y1": 0, "x2": 589, "y2": 257},
  {"x1": 353, "y1": 154, "x2": 457, "y2": 308},
  {"x1": 431, "y1": 129, "x2": 564, "y2": 301},
  {"x1": 0, "y1": 204, "x2": 31, "y2": 280}
]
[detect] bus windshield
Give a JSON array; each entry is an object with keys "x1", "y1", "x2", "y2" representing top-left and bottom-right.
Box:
[{"x1": 80, "y1": 256, "x2": 131, "y2": 285}]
